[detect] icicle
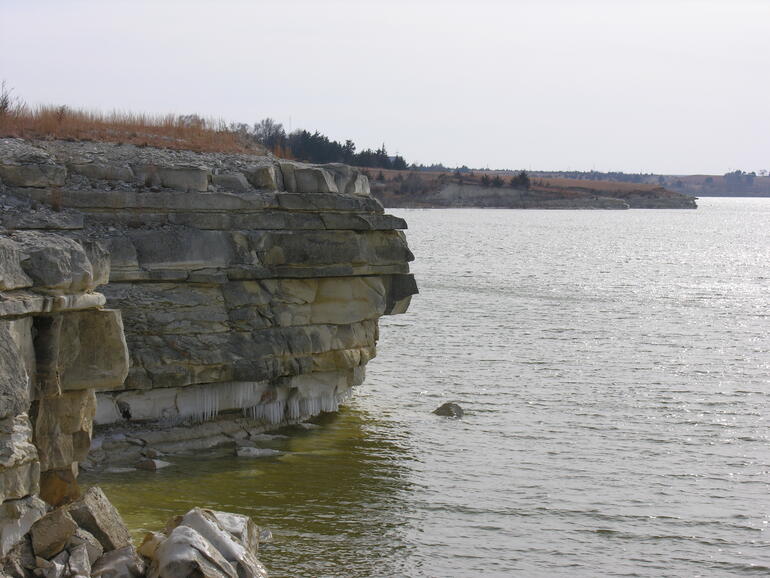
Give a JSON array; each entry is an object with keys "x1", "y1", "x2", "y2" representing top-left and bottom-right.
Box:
[
  {"x1": 287, "y1": 396, "x2": 302, "y2": 420},
  {"x1": 245, "y1": 400, "x2": 286, "y2": 425}
]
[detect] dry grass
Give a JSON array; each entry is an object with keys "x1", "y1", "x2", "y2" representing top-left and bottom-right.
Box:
[{"x1": 0, "y1": 88, "x2": 265, "y2": 154}]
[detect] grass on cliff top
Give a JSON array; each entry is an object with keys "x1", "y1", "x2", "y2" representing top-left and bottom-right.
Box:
[{"x1": 0, "y1": 85, "x2": 265, "y2": 154}]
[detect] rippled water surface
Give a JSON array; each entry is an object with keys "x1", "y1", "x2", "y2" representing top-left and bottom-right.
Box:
[{"x1": 93, "y1": 199, "x2": 770, "y2": 577}]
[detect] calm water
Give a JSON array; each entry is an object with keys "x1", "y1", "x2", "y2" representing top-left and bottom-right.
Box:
[{"x1": 90, "y1": 198, "x2": 770, "y2": 577}]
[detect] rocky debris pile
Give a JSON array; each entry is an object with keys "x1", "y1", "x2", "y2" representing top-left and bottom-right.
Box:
[
  {"x1": 1, "y1": 487, "x2": 268, "y2": 578},
  {"x1": 2, "y1": 486, "x2": 136, "y2": 577}
]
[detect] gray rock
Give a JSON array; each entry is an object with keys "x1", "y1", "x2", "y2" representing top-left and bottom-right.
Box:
[
  {"x1": 30, "y1": 508, "x2": 78, "y2": 560},
  {"x1": 212, "y1": 173, "x2": 251, "y2": 192},
  {"x1": 67, "y1": 487, "x2": 132, "y2": 552},
  {"x1": 433, "y1": 402, "x2": 464, "y2": 418},
  {"x1": 235, "y1": 447, "x2": 281, "y2": 458},
  {"x1": 0, "y1": 327, "x2": 31, "y2": 421},
  {"x1": 91, "y1": 545, "x2": 145, "y2": 578},
  {"x1": 0, "y1": 415, "x2": 40, "y2": 504},
  {"x1": 148, "y1": 525, "x2": 238, "y2": 578},
  {"x1": 66, "y1": 543, "x2": 91, "y2": 577},
  {"x1": 0, "y1": 497, "x2": 46, "y2": 558},
  {"x1": 0, "y1": 163, "x2": 66, "y2": 188},
  {"x1": 67, "y1": 528, "x2": 104, "y2": 566}
]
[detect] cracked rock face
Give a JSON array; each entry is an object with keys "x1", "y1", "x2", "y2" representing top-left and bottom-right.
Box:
[{"x1": 0, "y1": 137, "x2": 416, "y2": 573}]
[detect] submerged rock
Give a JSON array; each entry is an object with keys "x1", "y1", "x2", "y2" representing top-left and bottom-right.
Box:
[
  {"x1": 135, "y1": 459, "x2": 172, "y2": 471},
  {"x1": 433, "y1": 402, "x2": 464, "y2": 418},
  {"x1": 235, "y1": 447, "x2": 281, "y2": 459}
]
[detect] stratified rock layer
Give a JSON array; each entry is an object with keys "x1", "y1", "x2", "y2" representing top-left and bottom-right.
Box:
[
  {"x1": 0, "y1": 137, "x2": 416, "y2": 575},
  {"x1": 1, "y1": 137, "x2": 416, "y2": 460}
]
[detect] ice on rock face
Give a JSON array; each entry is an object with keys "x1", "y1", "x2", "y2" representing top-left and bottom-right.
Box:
[
  {"x1": 242, "y1": 385, "x2": 354, "y2": 425},
  {"x1": 176, "y1": 382, "x2": 265, "y2": 423},
  {"x1": 245, "y1": 401, "x2": 286, "y2": 425},
  {"x1": 105, "y1": 379, "x2": 355, "y2": 427}
]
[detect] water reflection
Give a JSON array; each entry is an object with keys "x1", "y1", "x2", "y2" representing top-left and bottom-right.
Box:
[{"x1": 83, "y1": 407, "x2": 415, "y2": 578}]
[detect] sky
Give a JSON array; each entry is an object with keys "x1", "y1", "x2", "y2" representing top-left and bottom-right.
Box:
[{"x1": 1, "y1": 0, "x2": 768, "y2": 174}]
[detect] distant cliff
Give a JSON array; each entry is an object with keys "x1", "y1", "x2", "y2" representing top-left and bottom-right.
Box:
[{"x1": 369, "y1": 170, "x2": 697, "y2": 209}]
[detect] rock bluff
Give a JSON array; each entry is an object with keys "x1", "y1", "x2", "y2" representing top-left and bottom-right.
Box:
[{"x1": 0, "y1": 138, "x2": 416, "y2": 575}]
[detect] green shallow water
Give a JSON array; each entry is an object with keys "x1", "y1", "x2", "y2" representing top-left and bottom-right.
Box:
[{"x1": 82, "y1": 410, "x2": 415, "y2": 578}]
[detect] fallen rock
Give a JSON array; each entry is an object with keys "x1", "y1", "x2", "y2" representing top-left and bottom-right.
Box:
[
  {"x1": 432, "y1": 402, "x2": 464, "y2": 418},
  {"x1": 30, "y1": 508, "x2": 78, "y2": 560},
  {"x1": 67, "y1": 486, "x2": 131, "y2": 552},
  {"x1": 210, "y1": 511, "x2": 260, "y2": 557},
  {"x1": 39, "y1": 550, "x2": 68, "y2": 578},
  {"x1": 148, "y1": 525, "x2": 238, "y2": 578},
  {"x1": 0, "y1": 534, "x2": 36, "y2": 577},
  {"x1": 66, "y1": 543, "x2": 91, "y2": 577},
  {"x1": 177, "y1": 509, "x2": 264, "y2": 577},
  {"x1": 91, "y1": 545, "x2": 145, "y2": 578},
  {"x1": 67, "y1": 528, "x2": 103, "y2": 566},
  {"x1": 0, "y1": 495, "x2": 46, "y2": 558}
]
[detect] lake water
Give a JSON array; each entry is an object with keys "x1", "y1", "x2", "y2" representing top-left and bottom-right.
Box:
[{"x1": 91, "y1": 198, "x2": 770, "y2": 577}]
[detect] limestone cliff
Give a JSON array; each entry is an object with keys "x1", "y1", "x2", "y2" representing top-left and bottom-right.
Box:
[{"x1": 0, "y1": 137, "x2": 416, "y2": 574}]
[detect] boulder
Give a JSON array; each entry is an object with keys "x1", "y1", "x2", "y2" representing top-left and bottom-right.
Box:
[
  {"x1": 279, "y1": 162, "x2": 338, "y2": 193},
  {"x1": 30, "y1": 508, "x2": 78, "y2": 559},
  {"x1": 0, "y1": 534, "x2": 36, "y2": 577},
  {"x1": 0, "y1": 496, "x2": 46, "y2": 558},
  {"x1": 293, "y1": 167, "x2": 338, "y2": 193},
  {"x1": 209, "y1": 511, "x2": 260, "y2": 557},
  {"x1": 67, "y1": 543, "x2": 92, "y2": 577},
  {"x1": 67, "y1": 528, "x2": 103, "y2": 566},
  {"x1": 211, "y1": 173, "x2": 251, "y2": 192},
  {"x1": 91, "y1": 545, "x2": 145, "y2": 578},
  {"x1": 39, "y1": 550, "x2": 69, "y2": 578},
  {"x1": 147, "y1": 525, "x2": 239, "y2": 578},
  {"x1": 244, "y1": 164, "x2": 282, "y2": 190},
  {"x1": 67, "y1": 487, "x2": 132, "y2": 552},
  {"x1": 433, "y1": 402, "x2": 464, "y2": 418},
  {"x1": 176, "y1": 508, "x2": 265, "y2": 577}
]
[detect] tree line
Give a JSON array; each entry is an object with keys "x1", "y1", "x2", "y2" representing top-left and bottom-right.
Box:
[{"x1": 230, "y1": 118, "x2": 408, "y2": 170}]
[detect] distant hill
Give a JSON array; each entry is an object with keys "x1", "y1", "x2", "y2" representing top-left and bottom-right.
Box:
[{"x1": 530, "y1": 170, "x2": 770, "y2": 197}]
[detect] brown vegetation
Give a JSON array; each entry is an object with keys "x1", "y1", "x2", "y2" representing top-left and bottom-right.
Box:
[{"x1": 0, "y1": 82, "x2": 265, "y2": 154}]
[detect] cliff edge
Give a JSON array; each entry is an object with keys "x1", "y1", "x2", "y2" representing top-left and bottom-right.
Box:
[{"x1": 0, "y1": 137, "x2": 417, "y2": 576}]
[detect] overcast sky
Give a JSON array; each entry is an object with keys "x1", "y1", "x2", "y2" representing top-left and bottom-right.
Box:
[{"x1": 2, "y1": 0, "x2": 768, "y2": 174}]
